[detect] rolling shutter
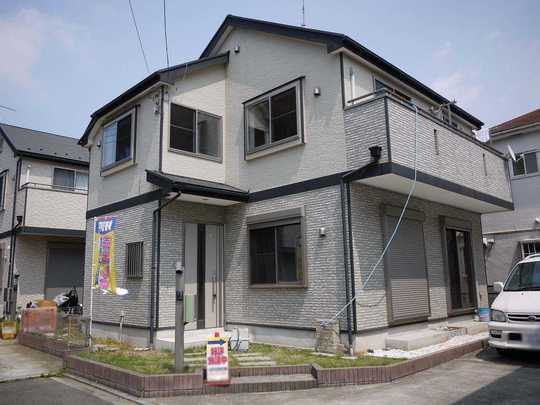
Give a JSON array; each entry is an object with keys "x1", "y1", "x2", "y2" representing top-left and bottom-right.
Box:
[{"x1": 384, "y1": 210, "x2": 430, "y2": 324}]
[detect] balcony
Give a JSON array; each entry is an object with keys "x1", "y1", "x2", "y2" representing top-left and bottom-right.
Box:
[
  {"x1": 19, "y1": 183, "x2": 87, "y2": 233},
  {"x1": 343, "y1": 92, "x2": 513, "y2": 213}
]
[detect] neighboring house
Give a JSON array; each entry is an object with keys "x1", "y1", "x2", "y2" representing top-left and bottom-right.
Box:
[
  {"x1": 482, "y1": 108, "x2": 540, "y2": 294},
  {"x1": 0, "y1": 123, "x2": 89, "y2": 317},
  {"x1": 79, "y1": 15, "x2": 512, "y2": 351}
]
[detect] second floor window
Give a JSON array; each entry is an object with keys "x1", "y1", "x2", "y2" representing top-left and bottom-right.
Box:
[
  {"x1": 169, "y1": 104, "x2": 222, "y2": 160},
  {"x1": 53, "y1": 168, "x2": 88, "y2": 191},
  {"x1": 0, "y1": 171, "x2": 6, "y2": 210},
  {"x1": 245, "y1": 80, "x2": 303, "y2": 154},
  {"x1": 102, "y1": 110, "x2": 135, "y2": 170},
  {"x1": 512, "y1": 151, "x2": 538, "y2": 177}
]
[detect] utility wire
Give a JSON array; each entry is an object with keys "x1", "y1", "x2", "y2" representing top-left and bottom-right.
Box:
[
  {"x1": 163, "y1": 0, "x2": 170, "y2": 68},
  {"x1": 128, "y1": 0, "x2": 150, "y2": 74},
  {"x1": 0, "y1": 105, "x2": 16, "y2": 112}
]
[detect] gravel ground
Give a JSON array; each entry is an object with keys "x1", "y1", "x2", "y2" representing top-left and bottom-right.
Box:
[{"x1": 370, "y1": 332, "x2": 488, "y2": 359}]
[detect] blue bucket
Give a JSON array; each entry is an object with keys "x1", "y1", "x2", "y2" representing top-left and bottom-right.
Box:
[{"x1": 478, "y1": 307, "x2": 490, "y2": 322}]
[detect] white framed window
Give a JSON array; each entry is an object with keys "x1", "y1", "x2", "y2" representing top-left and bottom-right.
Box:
[
  {"x1": 169, "y1": 104, "x2": 222, "y2": 160},
  {"x1": 521, "y1": 241, "x2": 540, "y2": 258},
  {"x1": 512, "y1": 151, "x2": 539, "y2": 177},
  {"x1": 0, "y1": 170, "x2": 7, "y2": 210},
  {"x1": 53, "y1": 168, "x2": 88, "y2": 191},
  {"x1": 101, "y1": 109, "x2": 136, "y2": 170},
  {"x1": 244, "y1": 79, "x2": 303, "y2": 154}
]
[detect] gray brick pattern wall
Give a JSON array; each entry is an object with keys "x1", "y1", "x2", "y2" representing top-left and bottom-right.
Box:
[
  {"x1": 83, "y1": 201, "x2": 156, "y2": 327},
  {"x1": 344, "y1": 97, "x2": 389, "y2": 169},
  {"x1": 14, "y1": 236, "x2": 47, "y2": 305},
  {"x1": 387, "y1": 98, "x2": 511, "y2": 202},
  {"x1": 223, "y1": 185, "x2": 349, "y2": 329},
  {"x1": 349, "y1": 183, "x2": 489, "y2": 331}
]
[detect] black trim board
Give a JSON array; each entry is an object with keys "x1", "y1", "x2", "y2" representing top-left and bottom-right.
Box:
[
  {"x1": 86, "y1": 189, "x2": 166, "y2": 219},
  {"x1": 18, "y1": 227, "x2": 85, "y2": 238},
  {"x1": 87, "y1": 164, "x2": 513, "y2": 218},
  {"x1": 350, "y1": 162, "x2": 514, "y2": 210},
  {"x1": 18, "y1": 150, "x2": 88, "y2": 167}
]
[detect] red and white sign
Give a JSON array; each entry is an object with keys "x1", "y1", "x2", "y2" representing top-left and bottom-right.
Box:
[{"x1": 206, "y1": 333, "x2": 230, "y2": 385}]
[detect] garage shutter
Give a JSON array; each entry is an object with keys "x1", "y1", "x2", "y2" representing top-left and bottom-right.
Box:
[
  {"x1": 384, "y1": 214, "x2": 430, "y2": 323},
  {"x1": 45, "y1": 245, "x2": 85, "y2": 300}
]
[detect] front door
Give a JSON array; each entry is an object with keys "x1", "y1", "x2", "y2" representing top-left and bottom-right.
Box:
[
  {"x1": 446, "y1": 229, "x2": 476, "y2": 311},
  {"x1": 184, "y1": 223, "x2": 223, "y2": 330}
]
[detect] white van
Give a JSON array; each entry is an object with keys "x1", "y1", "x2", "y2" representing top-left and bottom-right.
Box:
[{"x1": 489, "y1": 253, "x2": 540, "y2": 353}]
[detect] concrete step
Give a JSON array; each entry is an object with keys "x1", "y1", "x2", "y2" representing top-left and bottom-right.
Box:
[
  {"x1": 450, "y1": 321, "x2": 488, "y2": 335},
  {"x1": 233, "y1": 352, "x2": 265, "y2": 357},
  {"x1": 203, "y1": 374, "x2": 316, "y2": 394},
  {"x1": 236, "y1": 361, "x2": 277, "y2": 367},
  {"x1": 236, "y1": 356, "x2": 273, "y2": 362},
  {"x1": 385, "y1": 329, "x2": 449, "y2": 351}
]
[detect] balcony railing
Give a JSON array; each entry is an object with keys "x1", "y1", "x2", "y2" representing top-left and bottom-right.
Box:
[
  {"x1": 19, "y1": 182, "x2": 87, "y2": 231},
  {"x1": 343, "y1": 91, "x2": 513, "y2": 213}
]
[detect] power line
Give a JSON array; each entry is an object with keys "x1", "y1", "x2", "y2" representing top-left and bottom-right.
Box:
[
  {"x1": 301, "y1": 0, "x2": 306, "y2": 27},
  {"x1": 128, "y1": 0, "x2": 150, "y2": 74},
  {"x1": 0, "y1": 105, "x2": 16, "y2": 112},
  {"x1": 163, "y1": 0, "x2": 169, "y2": 68}
]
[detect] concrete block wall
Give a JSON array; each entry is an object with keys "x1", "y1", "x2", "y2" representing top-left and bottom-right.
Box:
[
  {"x1": 159, "y1": 201, "x2": 225, "y2": 328},
  {"x1": 223, "y1": 185, "x2": 348, "y2": 330},
  {"x1": 348, "y1": 182, "x2": 489, "y2": 332},
  {"x1": 83, "y1": 201, "x2": 156, "y2": 328}
]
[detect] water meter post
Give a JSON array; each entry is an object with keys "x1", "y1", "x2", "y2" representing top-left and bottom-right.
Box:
[{"x1": 174, "y1": 268, "x2": 184, "y2": 373}]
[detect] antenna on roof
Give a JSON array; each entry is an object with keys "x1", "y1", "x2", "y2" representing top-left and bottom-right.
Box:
[{"x1": 301, "y1": 0, "x2": 306, "y2": 27}]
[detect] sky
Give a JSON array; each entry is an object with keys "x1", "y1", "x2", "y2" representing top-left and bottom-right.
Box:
[{"x1": 0, "y1": 0, "x2": 539, "y2": 140}]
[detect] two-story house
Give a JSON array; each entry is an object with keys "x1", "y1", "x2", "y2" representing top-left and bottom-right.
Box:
[
  {"x1": 0, "y1": 124, "x2": 89, "y2": 318},
  {"x1": 482, "y1": 108, "x2": 540, "y2": 297},
  {"x1": 79, "y1": 15, "x2": 513, "y2": 352}
]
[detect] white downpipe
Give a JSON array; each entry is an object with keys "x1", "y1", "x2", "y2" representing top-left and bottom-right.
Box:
[{"x1": 325, "y1": 104, "x2": 420, "y2": 326}]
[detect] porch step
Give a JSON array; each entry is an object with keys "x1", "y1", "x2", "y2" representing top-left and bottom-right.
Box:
[
  {"x1": 237, "y1": 361, "x2": 277, "y2": 367},
  {"x1": 385, "y1": 329, "x2": 449, "y2": 351},
  {"x1": 236, "y1": 356, "x2": 273, "y2": 362},
  {"x1": 203, "y1": 374, "x2": 316, "y2": 395}
]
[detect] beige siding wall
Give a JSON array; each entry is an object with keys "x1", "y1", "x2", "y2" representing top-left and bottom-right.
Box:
[
  {"x1": 217, "y1": 29, "x2": 347, "y2": 191},
  {"x1": 20, "y1": 158, "x2": 87, "y2": 187},
  {"x1": 23, "y1": 187, "x2": 86, "y2": 230},
  {"x1": 87, "y1": 91, "x2": 161, "y2": 210},
  {"x1": 161, "y1": 65, "x2": 227, "y2": 183},
  {"x1": 0, "y1": 145, "x2": 20, "y2": 234}
]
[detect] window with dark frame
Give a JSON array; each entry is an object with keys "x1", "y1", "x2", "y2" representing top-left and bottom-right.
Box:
[
  {"x1": 245, "y1": 81, "x2": 301, "y2": 153},
  {"x1": 512, "y1": 151, "x2": 538, "y2": 177},
  {"x1": 53, "y1": 168, "x2": 88, "y2": 191},
  {"x1": 249, "y1": 219, "x2": 303, "y2": 285},
  {"x1": 169, "y1": 104, "x2": 221, "y2": 159},
  {"x1": 126, "y1": 241, "x2": 144, "y2": 278},
  {"x1": 0, "y1": 171, "x2": 6, "y2": 210},
  {"x1": 521, "y1": 241, "x2": 540, "y2": 258},
  {"x1": 102, "y1": 111, "x2": 134, "y2": 170}
]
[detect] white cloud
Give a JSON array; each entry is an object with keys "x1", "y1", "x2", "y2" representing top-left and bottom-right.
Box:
[
  {"x1": 0, "y1": 8, "x2": 78, "y2": 87},
  {"x1": 431, "y1": 71, "x2": 481, "y2": 109}
]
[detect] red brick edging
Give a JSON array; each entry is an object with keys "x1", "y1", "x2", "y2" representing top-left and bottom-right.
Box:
[
  {"x1": 19, "y1": 332, "x2": 488, "y2": 397},
  {"x1": 18, "y1": 332, "x2": 87, "y2": 358}
]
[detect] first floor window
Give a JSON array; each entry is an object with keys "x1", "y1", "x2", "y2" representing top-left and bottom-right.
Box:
[
  {"x1": 521, "y1": 241, "x2": 540, "y2": 258},
  {"x1": 53, "y1": 168, "x2": 88, "y2": 191},
  {"x1": 102, "y1": 110, "x2": 134, "y2": 169},
  {"x1": 126, "y1": 241, "x2": 144, "y2": 278},
  {"x1": 0, "y1": 171, "x2": 6, "y2": 209},
  {"x1": 169, "y1": 104, "x2": 221, "y2": 159},
  {"x1": 249, "y1": 220, "x2": 304, "y2": 285},
  {"x1": 512, "y1": 151, "x2": 538, "y2": 177},
  {"x1": 245, "y1": 80, "x2": 302, "y2": 153}
]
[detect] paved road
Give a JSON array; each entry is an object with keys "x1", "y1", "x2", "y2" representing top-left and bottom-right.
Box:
[
  {"x1": 2, "y1": 348, "x2": 539, "y2": 404},
  {"x1": 157, "y1": 348, "x2": 540, "y2": 405}
]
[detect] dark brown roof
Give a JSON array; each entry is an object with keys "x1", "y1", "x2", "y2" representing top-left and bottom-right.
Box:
[{"x1": 490, "y1": 107, "x2": 540, "y2": 135}]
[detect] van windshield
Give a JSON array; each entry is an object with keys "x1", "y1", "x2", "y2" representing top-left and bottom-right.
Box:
[{"x1": 505, "y1": 261, "x2": 540, "y2": 291}]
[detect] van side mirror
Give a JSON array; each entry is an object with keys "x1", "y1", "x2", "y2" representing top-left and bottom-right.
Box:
[{"x1": 493, "y1": 282, "x2": 504, "y2": 293}]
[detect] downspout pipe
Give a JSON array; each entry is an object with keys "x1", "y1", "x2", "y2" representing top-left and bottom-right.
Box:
[
  {"x1": 7, "y1": 157, "x2": 22, "y2": 319},
  {"x1": 340, "y1": 146, "x2": 382, "y2": 352},
  {"x1": 150, "y1": 190, "x2": 181, "y2": 347}
]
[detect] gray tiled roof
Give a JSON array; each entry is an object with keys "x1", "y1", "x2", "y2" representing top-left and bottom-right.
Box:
[{"x1": 0, "y1": 123, "x2": 88, "y2": 164}]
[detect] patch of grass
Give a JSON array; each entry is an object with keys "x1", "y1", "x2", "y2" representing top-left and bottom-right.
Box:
[{"x1": 247, "y1": 343, "x2": 404, "y2": 368}]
